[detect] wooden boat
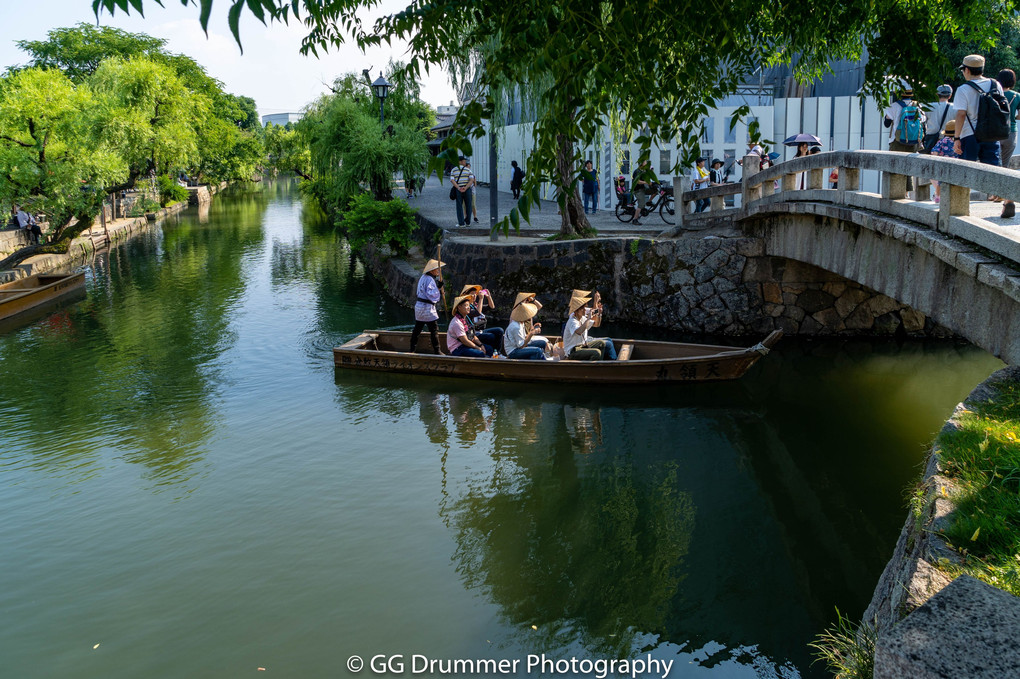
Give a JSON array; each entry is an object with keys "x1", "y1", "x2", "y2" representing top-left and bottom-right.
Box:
[
  {"x1": 0, "y1": 272, "x2": 86, "y2": 322},
  {"x1": 333, "y1": 329, "x2": 783, "y2": 384}
]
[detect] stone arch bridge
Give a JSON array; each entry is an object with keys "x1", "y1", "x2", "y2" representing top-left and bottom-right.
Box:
[{"x1": 672, "y1": 150, "x2": 1020, "y2": 365}]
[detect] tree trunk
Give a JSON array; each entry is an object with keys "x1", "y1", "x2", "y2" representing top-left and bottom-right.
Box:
[
  {"x1": 0, "y1": 213, "x2": 88, "y2": 271},
  {"x1": 555, "y1": 132, "x2": 591, "y2": 236}
]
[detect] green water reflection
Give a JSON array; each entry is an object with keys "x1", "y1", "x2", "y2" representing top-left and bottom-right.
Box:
[{"x1": 0, "y1": 180, "x2": 1004, "y2": 678}]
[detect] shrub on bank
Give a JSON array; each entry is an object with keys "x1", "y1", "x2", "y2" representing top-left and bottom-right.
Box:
[
  {"x1": 341, "y1": 193, "x2": 417, "y2": 256},
  {"x1": 157, "y1": 175, "x2": 189, "y2": 207}
]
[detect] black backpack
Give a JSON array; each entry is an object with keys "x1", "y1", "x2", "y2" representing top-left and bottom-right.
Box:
[{"x1": 965, "y1": 80, "x2": 1011, "y2": 143}]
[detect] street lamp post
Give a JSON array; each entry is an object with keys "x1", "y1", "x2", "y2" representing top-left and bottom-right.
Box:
[{"x1": 371, "y1": 74, "x2": 391, "y2": 126}]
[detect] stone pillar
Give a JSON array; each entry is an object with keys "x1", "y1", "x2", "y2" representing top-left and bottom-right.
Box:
[
  {"x1": 915, "y1": 178, "x2": 931, "y2": 202},
  {"x1": 710, "y1": 194, "x2": 724, "y2": 211},
  {"x1": 882, "y1": 172, "x2": 908, "y2": 200},
  {"x1": 937, "y1": 184, "x2": 970, "y2": 233},
  {"x1": 740, "y1": 154, "x2": 760, "y2": 208},
  {"x1": 808, "y1": 167, "x2": 824, "y2": 190},
  {"x1": 782, "y1": 172, "x2": 797, "y2": 192}
]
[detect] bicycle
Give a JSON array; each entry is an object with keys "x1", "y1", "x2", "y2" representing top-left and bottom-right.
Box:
[{"x1": 614, "y1": 182, "x2": 675, "y2": 225}]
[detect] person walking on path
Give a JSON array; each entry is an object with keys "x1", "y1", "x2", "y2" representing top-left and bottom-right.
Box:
[
  {"x1": 996, "y1": 69, "x2": 1020, "y2": 167},
  {"x1": 581, "y1": 160, "x2": 600, "y2": 214},
  {"x1": 510, "y1": 160, "x2": 525, "y2": 200},
  {"x1": 410, "y1": 259, "x2": 447, "y2": 354},
  {"x1": 923, "y1": 85, "x2": 954, "y2": 153},
  {"x1": 709, "y1": 159, "x2": 726, "y2": 186},
  {"x1": 691, "y1": 157, "x2": 711, "y2": 212},
  {"x1": 953, "y1": 54, "x2": 1014, "y2": 219},
  {"x1": 452, "y1": 156, "x2": 475, "y2": 227}
]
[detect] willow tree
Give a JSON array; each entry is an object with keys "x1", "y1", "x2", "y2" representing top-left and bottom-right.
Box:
[{"x1": 94, "y1": 0, "x2": 1017, "y2": 233}]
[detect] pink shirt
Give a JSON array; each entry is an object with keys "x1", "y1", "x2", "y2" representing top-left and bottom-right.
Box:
[{"x1": 447, "y1": 315, "x2": 469, "y2": 352}]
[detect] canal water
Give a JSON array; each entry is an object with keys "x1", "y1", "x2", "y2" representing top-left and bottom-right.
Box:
[{"x1": 0, "y1": 181, "x2": 1002, "y2": 678}]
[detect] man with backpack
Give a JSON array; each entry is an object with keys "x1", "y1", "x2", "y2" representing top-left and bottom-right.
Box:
[
  {"x1": 952, "y1": 54, "x2": 1015, "y2": 219},
  {"x1": 883, "y1": 83, "x2": 925, "y2": 191}
]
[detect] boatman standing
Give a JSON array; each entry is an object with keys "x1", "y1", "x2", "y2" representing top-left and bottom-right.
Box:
[{"x1": 410, "y1": 258, "x2": 446, "y2": 354}]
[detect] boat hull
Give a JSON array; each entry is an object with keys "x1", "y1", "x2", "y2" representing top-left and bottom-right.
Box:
[
  {"x1": 333, "y1": 330, "x2": 781, "y2": 384},
  {"x1": 0, "y1": 273, "x2": 86, "y2": 322}
]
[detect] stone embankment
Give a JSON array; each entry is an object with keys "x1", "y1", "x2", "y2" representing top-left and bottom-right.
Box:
[
  {"x1": 865, "y1": 366, "x2": 1020, "y2": 677},
  {"x1": 0, "y1": 183, "x2": 225, "y2": 283},
  {"x1": 364, "y1": 230, "x2": 949, "y2": 338}
]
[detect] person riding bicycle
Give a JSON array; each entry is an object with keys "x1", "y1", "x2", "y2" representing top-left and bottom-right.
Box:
[{"x1": 631, "y1": 160, "x2": 655, "y2": 225}]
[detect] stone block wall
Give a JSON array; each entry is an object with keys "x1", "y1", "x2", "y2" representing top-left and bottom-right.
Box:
[{"x1": 432, "y1": 235, "x2": 947, "y2": 337}]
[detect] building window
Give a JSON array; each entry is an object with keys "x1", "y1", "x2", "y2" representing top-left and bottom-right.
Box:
[
  {"x1": 701, "y1": 117, "x2": 714, "y2": 145},
  {"x1": 621, "y1": 150, "x2": 631, "y2": 177},
  {"x1": 659, "y1": 150, "x2": 672, "y2": 175},
  {"x1": 723, "y1": 117, "x2": 737, "y2": 144}
]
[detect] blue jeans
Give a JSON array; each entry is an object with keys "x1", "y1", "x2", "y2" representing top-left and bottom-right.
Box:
[
  {"x1": 960, "y1": 136, "x2": 1001, "y2": 166},
  {"x1": 599, "y1": 338, "x2": 617, "y2": 360},
  {"x1": 508, "y1": 340, "x2": 547, "y2": 360},
  {"x1": 455, "y1": 187, "x2": 473, "y2": 225},
  {"x1": 583, "y1": 191, "x2": 598, "y2": 213},
  {"x1": 476, "y1": 328, "x2": 503, "y2": 355},
  {"x1": 452, "y1": 345, "x2": 486, "y2": 358}
]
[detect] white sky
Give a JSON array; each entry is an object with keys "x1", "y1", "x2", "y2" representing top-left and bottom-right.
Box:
[{"x1": 0, "y1": 0, "x2": 458, "y2": 115}]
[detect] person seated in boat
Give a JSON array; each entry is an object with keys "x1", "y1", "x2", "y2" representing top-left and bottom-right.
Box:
[
  {"x1": 410, "y1": 259, "x2": 447, "y2": 355},
  {"x1": 504, "y1": 293, "x2": 548, "y2": 360},
  {"x1": 448, "y1": 295, "x2": 491, "y2": 358},
  {"x1": 459, "y1": 284, "x2": 503, "y2": 355},
  {"x1": 563, "y1": 292, "x2": 617, "y2": 360}
]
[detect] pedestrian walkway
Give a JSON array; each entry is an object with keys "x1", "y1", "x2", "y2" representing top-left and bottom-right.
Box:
[{"x1": 404, "y1": 176, "x2": 670, "y2": 237}]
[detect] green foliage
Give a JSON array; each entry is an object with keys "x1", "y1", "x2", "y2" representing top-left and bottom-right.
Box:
[
  {"x1": 157, "y1": 174, "x2": 189, "y2": 206},
  {"x1": 934, "y1": 381, "x2": 1020, "y2": 597},
  {"x1": 935, "y1": 15, "x2": 1020, "y2": 90},
  {"x1": 298, "y1": 67, "x2": 431, "y2": 212},
  {"x1": 264, "y1": 122, "x2": 311, "y2": 178},
  {"x1": 809, "y1": 609, "x2": 876, "y2": 679},
  {"x1": 128, "y1": 195, "x2": 161, "y2": 216},
  {"x1": 15, "y1": 22, "x2": 166, "y2": 82},
  {"x1": 341, "y1": 192, "x2": 418, "y2": 255}
]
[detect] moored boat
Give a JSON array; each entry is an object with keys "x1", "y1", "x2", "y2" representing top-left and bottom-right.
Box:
[
  {"x1": 0, "y1": 272, "x2": 86, "y2": 322},
  {"x1": 333, "y1": 330, "x2": 782, "y2": 384}
]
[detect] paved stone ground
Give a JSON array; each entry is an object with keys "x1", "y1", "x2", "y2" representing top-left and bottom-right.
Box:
[{"x1": 405, "y1": 176, "x2": 670, "y2": 238}]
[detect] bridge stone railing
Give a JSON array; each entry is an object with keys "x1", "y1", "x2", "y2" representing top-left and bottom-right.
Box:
[{"x1": 672, "y1": 150, "x2": 1020, "y2": 268}]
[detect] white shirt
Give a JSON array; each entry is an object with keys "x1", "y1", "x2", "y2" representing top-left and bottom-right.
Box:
[
  {"x1": 954, "y1": 77, "x2": 997, "y2": 139},
  {"x1": 414, "y1": 274, "x2": 440, "y2": 322},
  {"x1": 504, "y1": 320, "x2": 528, "y2": 353},
  {"x1": 925, "y1": 100, "x2": 955, "y2": 135},
  {"x1": 563, "y1": 313, "x2": 595, "y2": 356},
  {"x1": 690, "y1": 165, "x2": 709, "y2": 187}
]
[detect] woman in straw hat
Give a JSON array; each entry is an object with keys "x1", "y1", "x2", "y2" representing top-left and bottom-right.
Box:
[
  {"x1": 460, "y1": 284, "x2": 503, "y2": 355},
  {"x1": 503, "y1": 293, "x2": 548, "y2": 360},
  {"x1": 447, "y1": 295, "x2": 490, "y2": 357},
  {"x1": 410, "y1": 258, "x2": 447, "y2": 354},
  {"x1": 563, "y1": 292, "x2": 617, "y2": 360}
]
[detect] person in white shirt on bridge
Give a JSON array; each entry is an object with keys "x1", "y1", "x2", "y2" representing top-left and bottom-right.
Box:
[{"x1": 952, "y1": 54, "x2": 1014, "y2": 219}]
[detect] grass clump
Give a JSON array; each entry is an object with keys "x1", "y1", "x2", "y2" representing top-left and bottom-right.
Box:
[
  {"x1": 809, "y1": 609, "x2": 876, "y2": 679},
  {"x1": 935, "y1": 380, "x2": 1020, "y2": 597}
]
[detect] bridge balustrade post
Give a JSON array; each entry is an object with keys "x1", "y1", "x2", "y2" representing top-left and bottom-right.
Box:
[
  {"x1": 762, "y1": 178, "x2": 775, "y2": 197},
  {"x1": 938, "y1": 184, "x2": 970, "y2": 233},
  {"x1": 808, "y1": 167, "x2": 824, "y2": 190},
  {"x1": 677, "y1": 176, "x2": 691, "y2": 224},
  {"x1": 782, "y1": 172, "x2": 797, "y2": 192},
  {"x1": 882, "y1": 171, "x2": 908, "y2": 200},
  {"x1": 740, "y1": 155, "x2": 760, "y2": 209},
  {"x1": 710, "y1": 193, "x2": 724, "y2": 211},
  {"x1": 915, "y1": 178, "x2": 931, "y2": 202},
  {"x1": 836, "y1": 166, "x2": 859, "y2": 206}
]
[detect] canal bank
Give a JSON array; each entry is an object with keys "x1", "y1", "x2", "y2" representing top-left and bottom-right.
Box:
[{"x1": 0, "y1": 182, "x2": 228, "y2": 283}]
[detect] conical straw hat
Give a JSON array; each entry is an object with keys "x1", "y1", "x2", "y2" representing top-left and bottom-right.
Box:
[
  {"x1": 513, "y1": 292, "x2": 536, "y2": 307},
  {"x1": 451, "y1": 295, "x2": 471, "y2": 313},
  {"x1": 460, "y1": 284, "x2": 482, "y2": 296},
  {"x1": 569, "y1": 294, "x2": 590, "y2": 313},
  {"x1": 571, "y1": 289, "x2": 592, "y2": 299},
  {"x1": 423, "y1": 259, "x2": 445, "y2": 273},
  {"x1": 510, "y1": 301, "x2": 539, "y2": 322}
]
